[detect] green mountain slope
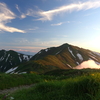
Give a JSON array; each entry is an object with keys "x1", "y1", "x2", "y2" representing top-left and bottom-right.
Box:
[{"x1": 12, "y1": 43, "x2": 100, "y2": 74}]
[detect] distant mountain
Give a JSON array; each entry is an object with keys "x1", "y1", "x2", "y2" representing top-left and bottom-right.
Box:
[
  {"x1": 0, "y1": 50, "x2": 32, "y2": 73},
  {"x1": 17, "y1": 51, "x2": 35, "y2": 55},
  {"x1": 7, "y1": 43, "x2": 100, "y2": 74}
]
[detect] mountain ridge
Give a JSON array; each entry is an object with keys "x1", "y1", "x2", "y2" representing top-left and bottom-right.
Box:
[
  {"x1": 1, "y1": 43, "x2": 100, "y2": 74},
  {"x1": 8, "y1": 43, "x2": 100, "y2": 74},
  {"x1": 0, "y1": 49, "x2": 32, "y2": 73}
]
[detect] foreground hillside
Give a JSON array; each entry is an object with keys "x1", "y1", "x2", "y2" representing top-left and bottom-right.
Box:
[
  {"x1": 1, "y1": 69, "x2": 100, "y2": 100},
  {"x1": 11, "y1": 43, "x2": 100, "y2": 74}
]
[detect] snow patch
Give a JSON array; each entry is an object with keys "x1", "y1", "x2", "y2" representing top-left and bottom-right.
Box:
[
  {"x1": 19, "y1": 72, "x2": 27, "y2": 74},
  {"x1": 95, "y1": 61, "x2": 100, "y2": 65},
  {"x1": 67, "y1": 64, "x2": 72, "y2": 68},
  {"x1": 93, "y1": 52, "x2": 100, "y2": 57},
  {"x1": 56, "y1": 50, "x2": 62, "y2": 55},
  {"x1": 68, "y1": 47, "x2": 76, "y2": 58},
  {"x1": 45, "y1": 49, "x2": 48, "y2": 52},
  {"x1": 19, "y1": 55, "x2": 22, "y2": 62},
  {"x1": 76, "y1": 62, "x2": 80, "y2": 65},
  {"x1": 5, "y1": 67, "x2": 18, "y2": 74},
  {"x1": 89, "y1": 55, "x2": 98, "y2": 61},
  {"x1": 23, "y1": 55, "x2": 29, "y2": 61},
  {"x1": 0, "y1": 56, "x2": 4, "y2": 61},
  {"x1": 38, "y1": 51, "x2": 41, "y2": 54},
  {"x1": 77, "y1": 53, "x2": 83, "y2": 61},
  {"x1": 6, "y1": 54, "x2": 10, "y2": 62}
]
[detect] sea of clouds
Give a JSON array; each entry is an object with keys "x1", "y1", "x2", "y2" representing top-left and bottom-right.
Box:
[{"x1": 74, "y1": 60, "x2": 100, "y2": 69}]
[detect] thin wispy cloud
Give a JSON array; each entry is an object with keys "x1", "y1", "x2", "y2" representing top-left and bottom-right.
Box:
[
  {"x1": 26, "y1": 0, "x2": 100, "y2": 21},
  {"x1": 51, "y1": 22, "x2": 63, "y2": 26},
  {"x1": 51, "y1": 21, "x2": 70, "y2": 26},
  {"x1": 16, "y1": 4, "x2": 21, "y2": 13},
  {"x1": 14, "y1": 46, "x2": 43, "y2": 53},
  {"x1": 28, "y1": 27, "x2": 39, "y2": 30},
  {"x1": 0, "y1": 24, "x2": 25, "y2": 33},
  {"x1": 16, "y1": 4, "x2": 26, "y2": 19},
  {"x1": 25, "y1": 27, "x2": 39, "y2": 33},
  {"x1": 0, "y1": 3, "x2": 25, "y2": 33}
]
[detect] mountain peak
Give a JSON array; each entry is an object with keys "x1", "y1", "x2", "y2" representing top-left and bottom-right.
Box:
[{"x1": 1, "y1": 43, "x2": 100, "y2": 74}]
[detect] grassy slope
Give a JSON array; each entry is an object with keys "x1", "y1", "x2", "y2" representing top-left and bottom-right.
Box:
[
  {"x1": 0, "y1": 73, "x2": 43, "y2": 90},
  {"x1": 15, "y1": 45, "x2": 79, "y2": 74},
  {"x1": 16, "y1": 44, "x2": 100, "y2": 74},
  {"x1": 1, "y1": 69, "x2": 100, "y2": 100},
  {"x1": 10, "y1": 75, "x2": 100, "y2": 100}
]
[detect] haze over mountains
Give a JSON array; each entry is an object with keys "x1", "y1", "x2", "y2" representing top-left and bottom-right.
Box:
[{"x1": 0, "y1": 43, "x2": 100, "y2": 74}]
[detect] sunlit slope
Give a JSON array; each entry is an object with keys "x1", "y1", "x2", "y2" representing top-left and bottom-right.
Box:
[{"x1": 13, "y1": 43, "x2": 100, "y2": 74}]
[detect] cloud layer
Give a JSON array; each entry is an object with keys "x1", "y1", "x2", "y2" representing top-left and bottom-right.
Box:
[
  {"x1": 75, "y1": 60, "x2": 100, "y2": 69},
  {"x1": 0, "y1": 3, "x2": 25, "y2": 33},
  {"x1": 26, "y1": 0, "x2": 100, "y2": 21}
]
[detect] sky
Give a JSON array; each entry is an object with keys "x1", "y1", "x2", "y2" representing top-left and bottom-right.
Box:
[{"x1": 0, "y1": 0, "x2": 100, "y2": 55}]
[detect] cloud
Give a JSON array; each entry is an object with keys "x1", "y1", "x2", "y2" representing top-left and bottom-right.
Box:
[
  {"x1": 28, "y1": 27, "x2": 39, "y2": 30},
  {"x1": 7, "y1": 46, "x2": 43, "y2": 53},
  {"x1": 16, "y1": 4, "x2": 21, "y2": 13},
  {"x1": 20, "y1": 14, "x2": 26, "y2": 19},
  {"x1": 51, "y1": 22, "x2": 63, "y2": 26},
  {"x1": 74, "y1": 60, "x2": 100, "y2": 69},
  {"x1": 26, "y1": 0, "x2": 100, "y2": 21},
  {"x1": 0, "y1": 24, "x2": 25, "y2": 33},
  {"x1": 0, "y1": 2, "x2": 25, "y2": 33},
  {"x1": 51, "y1": 21, "x2": 70, "y2": 26},
  {"x1": 24, "y1": 27, "x2": 39, "y2": 33},
  {"x1": 16, "y1": 4, "x2": 26, "y2": 19}
]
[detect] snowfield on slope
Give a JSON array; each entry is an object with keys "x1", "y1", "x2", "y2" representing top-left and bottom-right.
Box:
[{"x1": 77, "y1": 53, "x2": 83, "y2": 61}]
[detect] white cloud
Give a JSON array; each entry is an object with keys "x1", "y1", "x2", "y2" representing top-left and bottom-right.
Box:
[
  {"x1": 16, "y1": 4, "x2": 26, "y2": 19},
  {"x1": 0, "y1": 2, "x2": 25, "y2": 33},
  {"x1": 51, "y1": 22, "x2": 63, "y2": 26},
  {"x1": 20, "y1": 14, "x2": 26, "y2": 19},
  {"x1": 26, "y1": 0, "x2": 100, "y2": 21},
  {"x1": 0, "y1": 24, "x2": 25, "y2": 33}
]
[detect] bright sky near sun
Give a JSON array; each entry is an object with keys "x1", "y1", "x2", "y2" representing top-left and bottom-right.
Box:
[{"x1": 0, "y1": 0, "x2": 100, "y2": 55}]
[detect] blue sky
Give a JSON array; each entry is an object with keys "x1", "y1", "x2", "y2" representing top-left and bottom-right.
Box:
[{"x1": 0, "y1": 0, "x2": 100, "y2": 55}]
